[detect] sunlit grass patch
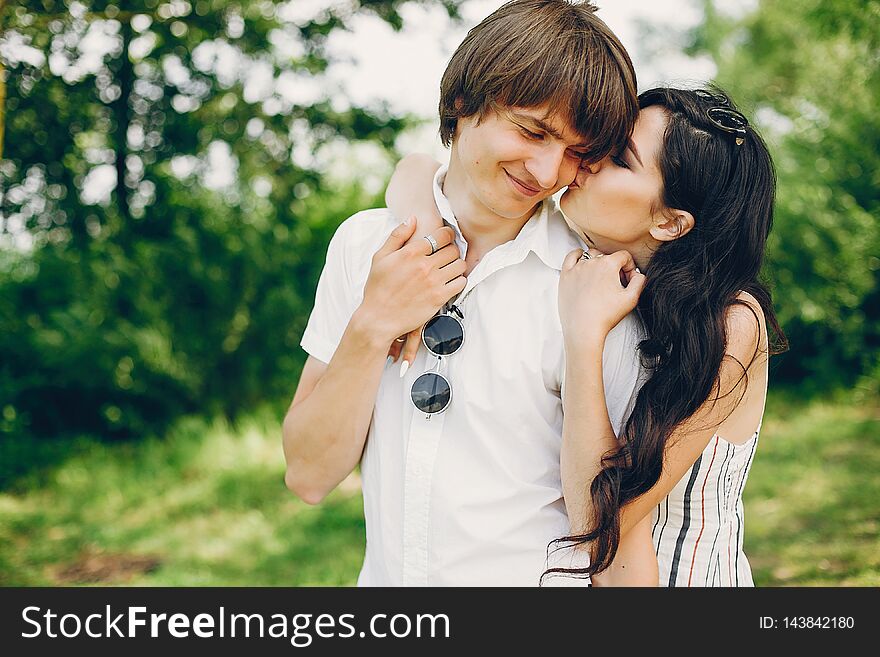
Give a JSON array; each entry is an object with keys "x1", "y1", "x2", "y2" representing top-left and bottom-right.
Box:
[
  {"x1": 1, "y1": 392, "x2": 876, "y2": 587},
  {"x1": 744, "y1": 392, "x2": 880, "y2": 586},
  {"x1": 0, "y1": 410, "x2": 365, "y2": 586}
]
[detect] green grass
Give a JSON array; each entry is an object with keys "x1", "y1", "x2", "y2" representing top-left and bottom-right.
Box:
[
  {"x1": 744, "y1": 389, "x2": 880, "y2": 586},
  {"x1": 0, "y1": 411, "x2": 366, "y2": 586},
  {"x1": 0, "y1": 392, "x2": 877, "y2": 586}
]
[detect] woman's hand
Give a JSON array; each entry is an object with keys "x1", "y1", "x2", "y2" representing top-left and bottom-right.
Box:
[
  {"x1": 386, "y1": 210, "x2": 448, "y2": 375},
  {"x1": 388, "y1": 326, "x2": 421, "y2": 371},
  {"x1": 383, "y1": 153, "x2": 446, "y2": 374},
  {"x1": 360, "y1": 220, "x2": 466, "y2": 346},
  {"x1": 558, "y1": 248, "x2": 647, "y2": 349}
]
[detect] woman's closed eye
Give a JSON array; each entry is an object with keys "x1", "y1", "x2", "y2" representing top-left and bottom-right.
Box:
[{"x1": 610, "y1": 153, "x2": 630, "y2": 169}]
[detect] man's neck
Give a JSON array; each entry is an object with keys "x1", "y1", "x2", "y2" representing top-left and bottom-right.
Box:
[{"x1": 443, "y1": 156, "x2": 540, "y2": 271}]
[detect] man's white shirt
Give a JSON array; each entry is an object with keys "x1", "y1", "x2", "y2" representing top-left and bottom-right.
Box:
[{"x1": 301, "y1": 167, "x2": 644, "y2": 586}]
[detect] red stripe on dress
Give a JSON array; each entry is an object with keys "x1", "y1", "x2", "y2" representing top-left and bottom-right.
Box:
[{"x1": 687, "y1": 436, "x2": 720, "y2": 586}]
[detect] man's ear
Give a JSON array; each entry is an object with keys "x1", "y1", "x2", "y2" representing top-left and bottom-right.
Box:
[{"x1": 649, "y1": 208, "x2": 695, "y2": 243}]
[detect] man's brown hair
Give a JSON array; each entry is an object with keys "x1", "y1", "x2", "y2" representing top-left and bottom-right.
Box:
[{"x1": 439, "y1": 0, "x2": 638, "y2": 164}]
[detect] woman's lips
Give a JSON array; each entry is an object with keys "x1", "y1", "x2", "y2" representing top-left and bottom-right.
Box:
[{"x1": 505, "y1": 170, "x2": 541, "y2": 197}]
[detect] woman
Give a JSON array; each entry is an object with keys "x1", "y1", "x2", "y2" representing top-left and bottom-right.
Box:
[{"x1": 385, "y1": 86, "x2": 786, "y2": 586}]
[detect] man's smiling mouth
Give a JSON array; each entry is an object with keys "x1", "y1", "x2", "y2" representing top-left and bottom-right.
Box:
[{"x1": 504, "y1": 170, "x2": 542, "y2": 197}]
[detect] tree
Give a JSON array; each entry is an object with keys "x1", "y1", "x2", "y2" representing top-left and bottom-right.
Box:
[
  {"x1": 689, "y1": 0, "x2": 880, "y2": 391},
  {"x1": 0, "y1": 0, "x2": 462, "y2": 438}
]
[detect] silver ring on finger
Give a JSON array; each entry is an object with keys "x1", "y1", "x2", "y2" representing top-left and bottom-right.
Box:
[
  {"x1": 423, "y1": 234, "x2": 440, "y2": 255},
  {"x1": 580, "y1": 250, "x2": 592, "y2": 261}
]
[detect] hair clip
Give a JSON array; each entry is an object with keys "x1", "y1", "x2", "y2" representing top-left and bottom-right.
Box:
[{"x1": 706, "y1": 107, "x2": 748, "y2": 146}]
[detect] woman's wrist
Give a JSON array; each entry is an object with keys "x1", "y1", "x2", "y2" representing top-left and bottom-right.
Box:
[
  {"x1": 412, "y1": 211, "x2": 444, "y2": 237},
  {"x1": 350, "y1": 306, "x2": 398, "y2": 352},
  {"x1": 564, "y1": 331, "x2": 607, "y2": 363}
]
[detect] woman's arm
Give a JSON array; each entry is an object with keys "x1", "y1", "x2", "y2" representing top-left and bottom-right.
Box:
[
  {"x1": 385, "y1": 153, "x2": 444, "y2": 237},
  {"x1": 592, "y1": 516, "x2": 658, "y2": 586},
  {"x1": 610, "y1": 294, "x2": 768, "y2": 535},
  {"x1": 558, "y1": 249, "x2": 654, "y2": 584},
  {"x1": 383, "y1": 154, "x2": 447, "y2": 369},
  {"x1": 558, "y1": 249, "x2": 646, "y2": 537},
  {"x1": 559, "y1": 250, "x2": 767, "y2": 551}
]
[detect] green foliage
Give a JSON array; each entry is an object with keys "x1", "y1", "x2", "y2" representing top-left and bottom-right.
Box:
[
  {"x1": 690, "y1": 0, "x2": 880, "y2": 390},
  {"x1": 0, "y1": 1, "x2": 463, "y2": 438},
  {"x1": 0, "y1": 181, "x2": 377, "y2": 438}
]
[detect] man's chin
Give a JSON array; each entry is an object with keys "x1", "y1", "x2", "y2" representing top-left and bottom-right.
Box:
[
  {"x1": 476, "y1": 185, "x2": 546, "y2": 220},
  {"x1": 493, "y1": 192, "x2": 549, "y2": 219},
  {"x1": 494, "y1": 202, "x2": 542, "y2": 220}
]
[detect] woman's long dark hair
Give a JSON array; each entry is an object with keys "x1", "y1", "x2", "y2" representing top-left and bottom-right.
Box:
[{"x1": 544, "y1": 86, "x2": 788, "y2": 582}]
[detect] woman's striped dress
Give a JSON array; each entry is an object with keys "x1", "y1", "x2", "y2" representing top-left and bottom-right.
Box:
[{"x1": 651, "y1": 428, "x2": 760, "y2": 587}]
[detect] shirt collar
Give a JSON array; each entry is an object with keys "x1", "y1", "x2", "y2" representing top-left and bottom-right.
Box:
[{"x1": 432, "y1": 165, "x2": 572, "y2": 271}]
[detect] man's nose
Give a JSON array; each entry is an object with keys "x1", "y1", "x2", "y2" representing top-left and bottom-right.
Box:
[{"x1": 524, "y1": 144, "x2": 571, "y2": 190}]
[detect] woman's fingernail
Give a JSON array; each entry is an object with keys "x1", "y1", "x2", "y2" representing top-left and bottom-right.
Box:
[
  {"x1": 386, "y1": 356, "x2": 394, "y2": 367},
  {"x1": 403, "y1": 217, "x2": 412, "y2": 226},
  {"x1": 635, "y1": 267, "x2": 642, "y2": 274},
  {"x1": 399, "y1": 360, "x2": 410, "y2": 378}
]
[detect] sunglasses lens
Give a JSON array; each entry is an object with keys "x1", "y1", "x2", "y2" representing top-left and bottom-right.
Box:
[
  {"x1": 411, "y1": 372, "x2": 451, "y2": 415},
  {"x1": 422, "y1": 314, "x2": 464, "y2": 356}
]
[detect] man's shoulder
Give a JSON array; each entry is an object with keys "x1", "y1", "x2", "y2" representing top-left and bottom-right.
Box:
[
  {"x1": 606, "y1": 311, "x2": 647, "y2": 364},
  {"x1": 328, "y1": 208, "x2": 399, "y2": 259},
  {"x1": 334, "y1": 207, "x2": 399, "y2": 240}
]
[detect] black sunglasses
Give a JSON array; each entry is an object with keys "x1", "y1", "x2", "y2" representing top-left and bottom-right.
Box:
[{"x1": 410, "y1": 306, "x2": 464, "y2": 416}]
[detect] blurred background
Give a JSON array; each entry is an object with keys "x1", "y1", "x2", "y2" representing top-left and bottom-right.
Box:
[{"x1": 0, "y1": 0, "x2": 877, "y2": 586}]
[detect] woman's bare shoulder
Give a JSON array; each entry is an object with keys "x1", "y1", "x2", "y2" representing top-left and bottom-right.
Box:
[
  {"x1": 715, "y1": 292, "x2": 769, "y2": 443},
  {"x1": 725, "y1": 291, "x2": 768, "y2": 362}
]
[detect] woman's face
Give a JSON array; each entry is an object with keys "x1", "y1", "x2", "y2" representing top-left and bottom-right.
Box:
[{"x1": 560, "y1": 106, "x2": 669, "y2": 256}]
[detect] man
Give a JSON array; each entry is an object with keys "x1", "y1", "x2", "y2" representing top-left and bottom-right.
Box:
[{"x1": 282, "y1": 0, "x2": 640, "y2": 585}]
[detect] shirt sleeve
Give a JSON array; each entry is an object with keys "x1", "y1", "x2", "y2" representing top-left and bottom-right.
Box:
[
  {"x1": 300, "y1": 218, "x2": 362, "y2": 365},
  {"x1": 601, "y1": 313, "x2": 647, "y2": 436}
]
